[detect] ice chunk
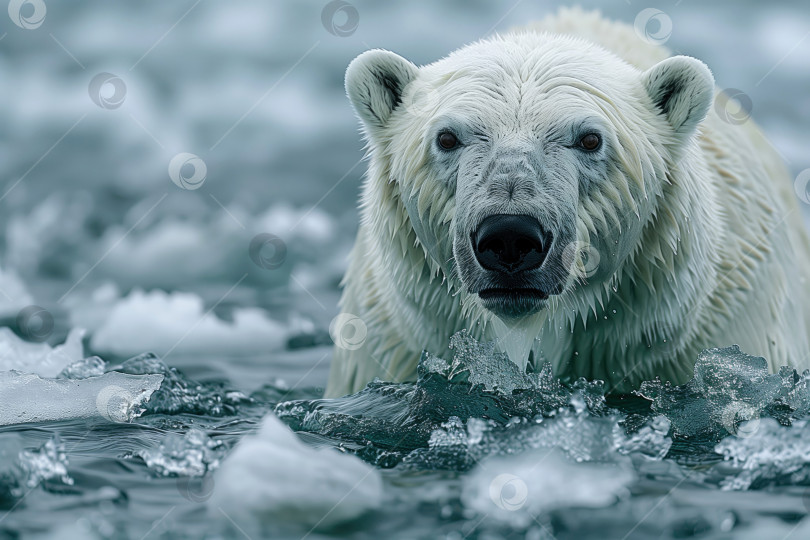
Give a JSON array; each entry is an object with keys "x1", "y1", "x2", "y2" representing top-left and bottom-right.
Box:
[
  {"x1": 692, "y1": 346, "x2": 782, "y2": 407},
  {"x1": 0, "y1": 327, "x2": 85, "y2": 378},
  {"x1": 58, "y1": 355, "x2": 106, "y2": 379},
  {"x1": 95, "y1": 214, "x2": 245, "y2": 289},
  {"x1": 90, "y1": 289, "x2": 287, "y2": 356},
  {"x1": 0, "y1": 434, "x2": 72, "y2": 504},
  {"x1": 461, "y1": 447, "x2": 634, "y2": 528},
  {"x1": 133, "y1": 428, "x2": 223, "y2": 477},
  {"x1": 276, "y1": 331, "x2": 611, "y2": 469},
  {"x1": 442, "y1": 329, "x2": 537, "y2": 394},
  {"x1": 117, "y1": 352, "x2": 250, "y2": 416},
  {"x1": 637, "y1": 345, "x2": 805, "y2": 439},
  {"x1": 92, "y1": 204, "x2": 341, "y2": 289},
  {"x1": 210, "y1": 413, "x2": 382, "y2": 531},
  {"x1": 0, "y1": 370, "x2": 163, "y2": 425}
]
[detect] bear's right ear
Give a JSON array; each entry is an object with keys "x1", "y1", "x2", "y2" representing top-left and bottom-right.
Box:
[{"x1": 345, "y1": 49, "x2": 418, "y2": 134}]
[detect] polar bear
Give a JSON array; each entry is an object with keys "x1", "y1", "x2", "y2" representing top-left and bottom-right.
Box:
[{"x1": 325, "y1": 8, "x2": 810, "y2": 398}]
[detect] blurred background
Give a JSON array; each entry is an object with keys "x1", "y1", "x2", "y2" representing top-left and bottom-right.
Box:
[
  {"x1": 0, "y1": 0, "x2": 808, "y2": 387},
  {"x1": 1, "y1": 2, "x2": 810, "y2": 538}
]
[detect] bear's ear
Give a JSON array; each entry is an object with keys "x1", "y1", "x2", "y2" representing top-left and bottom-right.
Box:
[
  {"x1": 345, "y1": 49, "x2": 418, "y2": 133},
  {"x1": 642, "y1": 56, "x2": 714, "y2": 142}
]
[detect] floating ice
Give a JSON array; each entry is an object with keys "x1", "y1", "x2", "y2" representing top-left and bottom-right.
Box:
[
  {"x1": 95, "y1": 213, "x2": 246, "y2": 289},
  {"x1": 0, "y1": 327, "x2": 85, "y2": 378},
  {"x1": 0, "y1": 370, "x2": 163, "y2": 425},
  {"x1": 462, "y1": 447, "x2": 634, "y2": 528},
  {"x1": 117, "y1": 352, "x2": 250, "y2": 416},
  {"x1": 90, "y1": 289, "x2": 287, "y2": 357},
  {"x1": 0, "y1": 435, "x2": 72, "y2": 504},
  {"x1": 134, "y1": 428, "x2": 223, "y2": 477},
  {"x1": 275, "y1": 331, "x2": 622, "y2": 469},
  {"x1": 92, "y1": 204, "x2": 341, "y2": 289},
  {"x1": 58, "y1": 355, "x2": 106, "y2": 379},
  {"x1": 211, "y1": 413, "x2": 383, "y2": 531}
]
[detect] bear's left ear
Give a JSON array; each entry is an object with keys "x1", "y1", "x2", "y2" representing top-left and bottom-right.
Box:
[
  {"x1": 345, "y1": 49, "x2": 418, "y2": 135},
  {"x1": 642, "y1": 56, "x2": 714, "y2": 143}
]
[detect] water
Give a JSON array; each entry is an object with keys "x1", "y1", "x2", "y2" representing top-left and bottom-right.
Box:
[
  {"x1": 1, "y1": 0, "x2": 810, "y2": 538},
  {"x1": 5, "y1": 331, "x2": 810, "y2": 538}
]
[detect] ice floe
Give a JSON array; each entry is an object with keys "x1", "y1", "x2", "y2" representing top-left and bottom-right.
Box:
[
  {"x1": 90, "y1": 289, "x2": 287, "y2": 357},
  {"x1": 211, "y1": 413, "x2": 383, "y2": 531}
]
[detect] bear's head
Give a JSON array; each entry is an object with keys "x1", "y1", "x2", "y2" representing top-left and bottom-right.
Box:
[{"x1": 345, "y1": 33, "x2": 713, "y2": 323}]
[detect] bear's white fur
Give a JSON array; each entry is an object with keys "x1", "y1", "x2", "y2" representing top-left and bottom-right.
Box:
[{"x1": 325, "y1": 8, "x2": 810, "y2": 397}]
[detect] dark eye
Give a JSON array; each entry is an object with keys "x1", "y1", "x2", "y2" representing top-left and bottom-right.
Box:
[
  {"x1": 579, "y1": 133, "x2": 601, "y2": 151},
  {"x1": 437, "y1": 131, "x2": 459, "y2": 150}
]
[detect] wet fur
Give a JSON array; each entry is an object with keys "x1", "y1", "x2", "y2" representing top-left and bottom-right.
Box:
[{"x1": 325, "y1": 8, "x2": 810, "y2": 397}]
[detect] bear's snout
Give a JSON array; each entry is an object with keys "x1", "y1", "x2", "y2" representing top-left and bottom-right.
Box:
[{"x1": 472, "y1": 214, "x2": 552, "y2": 274}]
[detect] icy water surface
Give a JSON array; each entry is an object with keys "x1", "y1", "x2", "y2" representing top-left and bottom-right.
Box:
[
  {"x1": 5, "y1": 332, "x2": 810, "y2": 539},
  {"x1": 1, "y1": 0, "x2": 810, "y2": 539}
]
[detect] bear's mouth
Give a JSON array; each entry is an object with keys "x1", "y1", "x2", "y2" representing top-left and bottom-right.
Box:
[
  {"x1": 478, "y1": 288, "x2": 549, "y2": 301},
  {"x1": 478, "y1": 288, "x2": 548, "y2": 318}
]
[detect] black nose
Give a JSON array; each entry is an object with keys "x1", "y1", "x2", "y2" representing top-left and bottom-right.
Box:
[{"x1": 472, "y1": 214, "x2": 552, "y2": 274}]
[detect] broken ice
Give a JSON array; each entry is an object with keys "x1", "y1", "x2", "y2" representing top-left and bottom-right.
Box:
[
  {"x1": 0, "y1": 370, "x2": 163, "y2": 426},
  {"x1": 211, "y1": 413, "x2": 383, "y2": 531},
  {"x1": 0, "y1": 327, "x2": 85, "y2": 378}
]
